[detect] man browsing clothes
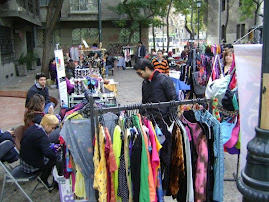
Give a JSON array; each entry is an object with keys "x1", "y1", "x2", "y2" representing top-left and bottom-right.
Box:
[{"x1": 135, "y1": 58, "x2": 177, "y2": 116}]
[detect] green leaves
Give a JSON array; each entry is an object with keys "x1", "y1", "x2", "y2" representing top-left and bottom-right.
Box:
[{"x1": 238, "y1": 0, "x2": 263, "y2": 25}]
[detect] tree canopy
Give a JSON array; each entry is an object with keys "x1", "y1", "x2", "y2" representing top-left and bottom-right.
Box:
[{"x1": 109, "y1": 0, "x2": 169, "y2": 43}]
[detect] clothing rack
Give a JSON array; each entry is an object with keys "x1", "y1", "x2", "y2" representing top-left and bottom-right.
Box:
[
  {"x1": 122, "y1": 46, "x2": 136, "y2": 49},
  {"x1": 83, "y1": 93, "x2": 212, "y2": 160},
  {"x1": 83, "y1": 92, "x2": 212, "y2": 139},
  {"x1": 78, "y1": 93, "x2": 239, "y2": 197}
]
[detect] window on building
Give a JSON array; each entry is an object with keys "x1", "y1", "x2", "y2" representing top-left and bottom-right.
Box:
[
  {"x1": 222, "y1": 0, "x2": 225, "y2": 11},
  {"x1": 28, "y1": 0, "x2": 34, "y2": 13},
  {"x1": 0, "y1": 26, "x2": 14, "y2": 65},
  {"x1": 54, "y1": 29, "x2": 61, "y2": 45},
  {"x1": 236, "y1": 24, "x2": 240, "y2": 39},
  {"x1": 72, "y1": 28, "x2": 98, "y2": 45},
  {"x1": 17, "y1": 0, "x2": 26, "y2": 8},
  {"x1": 70, "y1": 0, "x2": 98, "y2": 12},
  {"x1": 241, "y1": 24, "x2": 245, "y2": 37},
  {"x1": 131, "y1": 31, "x2": 140, "y2": 43},
  {"x1": 35, "y1": 0, "x2": 40, "y2": 15},
  {"x1": 40, "y1": 0, "x2": 49, "y2": 6},
  {"x1": 236, "y1": 24, "x2": 245, "y2": 40},
  {"x1": 119, "y1": 28, "x2": 129, "y2": 43},
  {"x1": 221, "y1": 25, "x2": 225, "y2": 40}
]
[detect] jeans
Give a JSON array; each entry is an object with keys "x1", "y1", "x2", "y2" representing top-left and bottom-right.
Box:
[{"x1": 105, "y1": 65, "x2": 113, "y2": 75}]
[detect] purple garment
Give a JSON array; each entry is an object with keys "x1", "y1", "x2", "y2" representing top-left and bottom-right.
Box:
[
  {"x1": 226, "y1": 146, "x2": 240, "y2": 155},
  {"x1": 66, "y1": 78, "x2": 74, "y2": 94},
  {"x1": 50, "y1": 63, "x2": 57, "y2": 71}
]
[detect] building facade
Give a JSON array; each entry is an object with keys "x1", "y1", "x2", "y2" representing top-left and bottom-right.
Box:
[
  {"x1": 0, "y1": 0, "x2": 148, "y2": 84},
  {"x1": 207, "y1": 0, "x2": 263, "y2": 45},
  {"x1": 38, "y1": 0, "x2": 148, "y2": 59},
  {"x1": 0, "y1": 0, "x2": 41, "y2": 84}
]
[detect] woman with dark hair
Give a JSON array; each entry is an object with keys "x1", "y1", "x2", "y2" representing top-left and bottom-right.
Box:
[
  {"x1": 24, "y1": 94, "x2": 60, "y2": 144},
  {"x1": 24, "y1": 94, "x2": 47, "y2": 128}
]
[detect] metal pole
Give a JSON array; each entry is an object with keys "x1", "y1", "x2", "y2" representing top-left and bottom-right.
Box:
[
  {"x1": 93, "y1": 98, "x2": 212, "y2": 114},
  {"x1": 162, "y1": 17, "x2": 165, "y2": 51},
  {"x1": 219, "y1": 0, "x2": 222, "y2": 44},
  {"x1": 237, "y1": 2, "x2": 269, "y2": 201},
  {"x1": 98, "y1": 0, "x2": 102, "y2": 48},
  {"x1": 198, "y1": 7, "x2": 200, "y2": 49}
]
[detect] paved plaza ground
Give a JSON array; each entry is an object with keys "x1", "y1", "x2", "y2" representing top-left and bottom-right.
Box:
[{"x1": 0, "y1": 67, "x2": 242, "y2": 201}]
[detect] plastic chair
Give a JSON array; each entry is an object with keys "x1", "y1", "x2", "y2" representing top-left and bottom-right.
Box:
[{"x1": 0, "y1": 140, "x2": 51, "y2": 202}]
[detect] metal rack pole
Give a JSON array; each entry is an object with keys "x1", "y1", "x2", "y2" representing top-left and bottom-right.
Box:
[
  {"x1": 89, "y1": 94, "x2": 95, "y2": 141},
  {"x1": 93, "y1": 98, "x2": 212, "y2": 115}
]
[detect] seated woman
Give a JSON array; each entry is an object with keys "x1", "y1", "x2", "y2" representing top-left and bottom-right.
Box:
[
  {"x1": 24, "y1": 94, "x2": 48, "y2": 128},
  {"x1": 24, "y1": 94, "x2": 60, "y2": 143},
  {"x1": 20, "y1": 114, "x2": 60, "y2": 187}
]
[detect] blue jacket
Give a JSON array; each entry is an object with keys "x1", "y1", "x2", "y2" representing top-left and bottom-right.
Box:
[
  {"x1": 0, "y1": 130, "x2": 19, "y2": 163},
  {"x1": 20, "y1": 124, "x2": 56, "y2": 168}
]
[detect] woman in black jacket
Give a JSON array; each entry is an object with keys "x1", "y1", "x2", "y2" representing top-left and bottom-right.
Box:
[{"x1": 20, "y1": 114, "x2": 59, "y2": 186}]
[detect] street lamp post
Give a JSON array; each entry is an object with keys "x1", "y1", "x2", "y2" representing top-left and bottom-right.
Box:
[
  {"x1": 237, "y1": 2, "x2": 269, "y2": 201},
  {"x1": 197, "y1": 0, "x2": 202, "y2": 49},
  {"x1": 98, "y1": 0, "x2": 102, "y2": 48}
]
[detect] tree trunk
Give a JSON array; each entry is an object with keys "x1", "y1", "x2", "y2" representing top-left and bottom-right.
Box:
[
  {"x1": 185, "y1": 17, "x2": 194, "y2": 40},
  {"x1": 190, "y1": 0, "x2": 195, "y2": 39},
  {"x1": 41, "y1": 0, "x2": 64, "y2": 77},
  {"x1": 166, "y1": 0, "x2": 173, "y2": 52},
  {"x1": 128, "y1": 29, "x2": 135, "y2": 44},
  {"x1": 152, "y1": 25, "x2": 156, "y2": 51},
  {"x1": 224, "y1": 0, "x2": 229, "y2": 42}
]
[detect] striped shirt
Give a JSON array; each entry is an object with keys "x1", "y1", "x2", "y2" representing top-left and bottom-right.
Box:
[{"x1": 152, "y1": 58, "x2": 169, "y2": 75}]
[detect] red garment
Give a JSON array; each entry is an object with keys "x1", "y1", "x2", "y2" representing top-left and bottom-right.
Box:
[
  {"x1": 105, "y1": 127, "x2": 117, "y2": 202},
  {"x1": 59, "y1": 136, "x2": 65, "y2": 144},
  {"x1": 148, "y1": 69, "x2": 161, "y2": 81}
]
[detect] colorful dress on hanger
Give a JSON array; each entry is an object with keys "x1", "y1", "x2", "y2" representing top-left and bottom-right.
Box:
[
  {"x1": 112, "y1": 125, "x2": 122, "y2": 202},
  {"x1": 93, "y1": 125, "x2": 107, "y2": 202},
  {"x1": 104, "y1": 127, "x2": 117, "y2": 202}
]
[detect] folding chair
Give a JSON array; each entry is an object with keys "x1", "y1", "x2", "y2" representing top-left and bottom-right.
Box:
[{"x1": 0, "y1": 140, "x2": 51, "y2": 202}]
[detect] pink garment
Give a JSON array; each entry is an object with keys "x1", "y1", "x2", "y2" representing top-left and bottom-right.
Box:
[
  {"x1": 144, "y1": 119, "x2": 160, "y2": 202},
  {"x1": 65, "y1": 103, "x2": 84, "y2": 117},
  {"x1": 180, "y1": 115, "x2": 208, "y2": 202},
  {"x1": 137, "y1": 114, "x2": 156, "y2": 202},
  {"x1": 105, "y1": 128, "x2": 117, "y2": 202}
]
